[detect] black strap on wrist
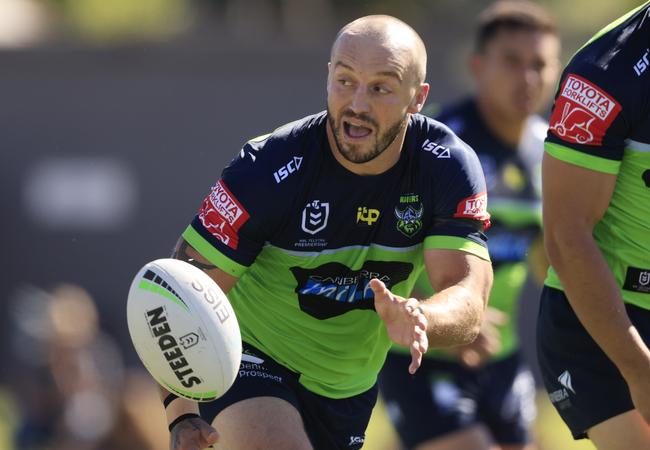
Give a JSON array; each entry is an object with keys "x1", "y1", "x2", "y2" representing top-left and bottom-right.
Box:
[
  {"x1": 168, "y1": 413, "x2": 200, "y2": 433},
  {"x1": 163, "y1": 393, "x2": 179, "y2": 409}
]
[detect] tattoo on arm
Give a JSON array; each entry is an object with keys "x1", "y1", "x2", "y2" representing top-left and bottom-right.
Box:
[{"x1": 172, "y1": 239, "x2": 216, "y2": 271}]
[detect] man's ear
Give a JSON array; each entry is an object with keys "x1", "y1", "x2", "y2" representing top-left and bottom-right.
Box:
[
  {"x1": 409, "y1": 83, "x2": 430, "y2": 113},
  {"x1": 469, "y1": 52, "x2": 483, "y2": 80}
]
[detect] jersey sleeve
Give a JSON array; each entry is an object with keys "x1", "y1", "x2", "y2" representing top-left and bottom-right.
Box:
[
  {"x1": 545, "y1": 45, "x2": 645, "y2": 174},
  {"x1": 182, "y1": 138, "x2": 275, "y2": 277},
  {"x1": 423, "y1": 133, "x2": 491, "y2": 261}
]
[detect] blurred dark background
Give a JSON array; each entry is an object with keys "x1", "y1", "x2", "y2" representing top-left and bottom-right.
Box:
[{"x1": 0, "y1": 1, "x2": 640, "y2": 449}]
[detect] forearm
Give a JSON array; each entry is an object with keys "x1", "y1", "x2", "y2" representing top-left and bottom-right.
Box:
[
  {"x1": 547, "y1": 230, "x2": 650, "y2": 377},
  {"x1": 159, "y1": 385, "x2": 200, "y2": 427},
  {"x1": 421, "y1": 284, "x2": 484, "y2": 348}
]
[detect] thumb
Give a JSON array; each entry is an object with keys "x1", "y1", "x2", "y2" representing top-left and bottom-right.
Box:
[
  {"x1": 370, "y1": 279, "x2": 392, "y2": 312},
  {"x1": 200, "y1": 423, "x2": 219, "y2": 444},
  {"x1": 369, "y1": 278, "x2": 387, "y2": 294},
  {"x1": 370, "y1": 279, "x2": 392, "y2": 304}
]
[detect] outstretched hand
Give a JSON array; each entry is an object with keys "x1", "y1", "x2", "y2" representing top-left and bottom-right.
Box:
[
  {"x1": 370, "y1": 278, "x2": 428, "y2": 374},
  {"x1": 170, "y1": 416, "x2": 218, "y2": 450}
]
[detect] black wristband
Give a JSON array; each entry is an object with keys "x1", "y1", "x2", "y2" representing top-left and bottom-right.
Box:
[
  {"x1": 163, "y1": 393, "x2": 179, "y2": 409},
  {"x1": 168, "y1": 413, "x2": 200, "y2": 433}
]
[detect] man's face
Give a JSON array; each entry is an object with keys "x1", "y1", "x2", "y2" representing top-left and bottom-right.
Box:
[
  {"x1": 326, "y1": 34, "x2": 423, "y2": 164},
  {"x1": 473, "y1": 28, "x2": 560, "y2": 120}
]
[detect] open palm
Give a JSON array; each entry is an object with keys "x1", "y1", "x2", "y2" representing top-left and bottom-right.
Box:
[{"x1": 370, "y1": 279, "x2": 428, "y2": 374}]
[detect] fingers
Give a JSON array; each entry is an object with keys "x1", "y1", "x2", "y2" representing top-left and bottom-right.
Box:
[
  {"x1": 369, "y1": 279, "x2": 391, "y2": 301},
  {"x1": 484, "y1": 307, "x2": 509, "y2": 326},
  {"x1": 415, "y1": 326, "x2": 428, "y2": 353},
  {"x1": 409, "y1": 341, "x2": 423, "y2": 374},
  {"x1": 409, "y1": 324, "x2": 428, "y2": 374},
  {"x1": 171, "y1": 418, "x2": 219, "y2": 450},
  {"x1": 200, "y1": 423, "x2": 219, "y2": 444},
  {"x1": 405, "y1": 299, "x2": 427, "y2": 330},
  {"x1": 457, "y1": 336, "x2": 493, "y2": 369}
]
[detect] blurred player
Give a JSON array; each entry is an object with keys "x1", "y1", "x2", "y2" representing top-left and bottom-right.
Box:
[
  {"x1": 155, "y1": 15, "x2": 494, "y2": 450},
  {"x1": 380, "y1": 2, "x2": 560, "y2": 450},
  {"x1": 538, "y1": 2, "x2": 650, "y2": 449}
]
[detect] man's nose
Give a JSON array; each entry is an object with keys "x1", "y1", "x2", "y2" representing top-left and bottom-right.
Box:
[{"x1": 349, "y1": 86, "x2": 371, "y2": 114}]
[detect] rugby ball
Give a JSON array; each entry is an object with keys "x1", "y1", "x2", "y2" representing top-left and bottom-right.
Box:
[{"x1": 127, "y1": 258, "x2": 241, "y2": 402}]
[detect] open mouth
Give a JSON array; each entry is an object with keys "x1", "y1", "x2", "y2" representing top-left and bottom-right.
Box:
[{"x1": 343, "y1": 120, "x2": 373, "y2": 139}]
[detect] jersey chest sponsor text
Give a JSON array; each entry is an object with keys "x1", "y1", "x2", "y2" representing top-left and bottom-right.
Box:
[{"x1": 290, "y1": 260, "x2": 413, "y2": 319}]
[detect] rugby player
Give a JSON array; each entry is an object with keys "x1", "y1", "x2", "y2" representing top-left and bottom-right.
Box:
[
  {"x1": 538, "y1": 2, "x2": 650, "y2": 449},
  {"x1": 157, "y1": 15, "x2": 493, "y2": 450}
]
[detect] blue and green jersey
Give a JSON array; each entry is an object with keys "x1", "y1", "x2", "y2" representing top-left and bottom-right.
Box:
[
  {"x1": 183, "y1": 111, "x2": 490, "y2": 398},
  {"x1": 544, "y1": 1, "x2": 650, "y2": 310}
]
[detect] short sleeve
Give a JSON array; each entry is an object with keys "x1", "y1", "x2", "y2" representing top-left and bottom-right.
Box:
[
  {"x1": 423, "y1": 135, "x2": 491, "y2": 261},
  {"x1": 182, "y1": 141, "x2": 273, "y2": 277},
  {"x1": 545, "y1": 70, "x2": 627, "y2": 174}
]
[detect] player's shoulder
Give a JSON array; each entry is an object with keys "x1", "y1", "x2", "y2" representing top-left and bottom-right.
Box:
[
  {"x1": 238, "y1": 111, "x2": 326, "y2": 164},
  {"x1": 547, "y1": 7, "x2": 650, "y2": 152},
  {"x1": 409, "y1": 113, "x2": 480, "y2": 170},
  {"x1": 224, "y1": 111, "x2": 326, "y2": 185},
  {"x1": 563, "y1": 3, "x2": 650, "y2": 100}
]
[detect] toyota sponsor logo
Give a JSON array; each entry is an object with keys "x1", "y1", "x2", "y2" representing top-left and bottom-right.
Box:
[
  {"x1": 453, "y1": 192, "x2": 490, "y2": 224},
  {"x1": 549, "y1": 74, "x2": 622, "y2": 146},
  {"x1": 198, "y1": 180, "x2": 250, "y2": 249}
]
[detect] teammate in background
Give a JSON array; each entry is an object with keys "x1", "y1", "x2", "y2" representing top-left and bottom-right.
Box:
[
  {"x1": 538, "y1": 2, "x2": 650, "y2": 449},
  {"x1": 155, "y1": 15, "x2": 493, "y2": 450},
  {"x1": 380, "y1": 2, "x2": 560, "y2": 450}
]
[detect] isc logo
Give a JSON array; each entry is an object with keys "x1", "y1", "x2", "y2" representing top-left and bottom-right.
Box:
[
  {"x1": 357, "y1": 207, "x2": 380, "y2": 226},
  {"x1": 273, "y1": 156, "x2": 303, "y2": 183},
  {"x1": 634, "y1": 49, "x2": 650, "y2": 76},
  {"x1": 421, "y1": 139, "x2": 450, "y2": 158}
]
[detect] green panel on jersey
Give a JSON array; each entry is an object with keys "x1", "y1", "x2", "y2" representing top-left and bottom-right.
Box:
[
  {"x1": 225, "y1": 242, "x2": 426, "y2": 398},
  {"x1": 182, "y1": 226, "x2": 248, "y2": 277},
  {"x1": 545, "y1": 145, "x2": 650, "y2": 310},
  {"x1": 423, "y1": 236, "x2": 490, "y2": 261},
  {"x1": 404, "y1": 262, "x2": 527, "y2": 360},
  {"x1": 545, "y1": 142, "x2": 621, "y2": 174}
]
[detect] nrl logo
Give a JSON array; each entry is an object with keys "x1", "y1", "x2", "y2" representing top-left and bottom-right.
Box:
[
  {"x1": 640, "y1": 271, "x2": 650, "y2": 287},
  {"x1": 394, "y1": 194, "x2": 423, "y2": 237},
  {"x1": 302, "y1": 200, "x2": 330, "y2": 235},
  {"x1": 179, "y1": 332, "x2": 199, "y2": 350}
]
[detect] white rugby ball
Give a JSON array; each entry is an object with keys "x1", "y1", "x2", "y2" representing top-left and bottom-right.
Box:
[{"x1": 127, "y1": 258, "x2": 241, "y2": 402}]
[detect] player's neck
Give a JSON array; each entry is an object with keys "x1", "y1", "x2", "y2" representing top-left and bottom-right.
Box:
[
  {"x1": 325, "y1": 120, "x2": 406, "y2": 176},
  {"x1": 475, "y1": 96, "x2": 525, "y2": 149}
]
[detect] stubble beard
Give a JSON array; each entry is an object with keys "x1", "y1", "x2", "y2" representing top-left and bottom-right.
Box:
[{"x1": 327, "y1": 109, "x2": 407, "y2": 164}]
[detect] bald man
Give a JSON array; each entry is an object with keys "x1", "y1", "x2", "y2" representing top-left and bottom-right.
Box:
[{"x1": 158, "y1": 15, "x2": 493, "y2": 450}]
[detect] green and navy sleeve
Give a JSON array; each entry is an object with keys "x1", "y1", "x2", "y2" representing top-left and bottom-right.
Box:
[
  {"x1": 182, "y1": 136, "x2": 279, "y2": 277},
  {"x1": 420, "y1": 118, "x2": 491, "y2": 261},
  {"x1": 545, "y1": 4, "x2": 650, "y2": 173}
]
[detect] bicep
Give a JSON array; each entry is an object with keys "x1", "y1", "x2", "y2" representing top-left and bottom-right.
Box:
[
  {"x1": 171, "y1": 236, "x2": 239, "y2": 294},
  {"x1": 423, "y1": 248, "x2": 492, "y2": 300},
  {"x1": 542, "y1": 153, "x2": 617, "y2": 235}
]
